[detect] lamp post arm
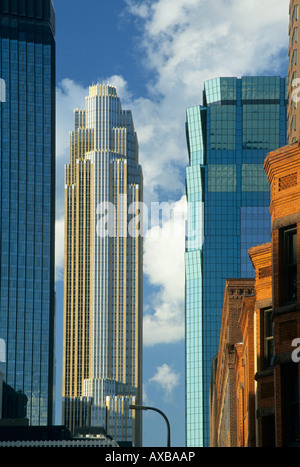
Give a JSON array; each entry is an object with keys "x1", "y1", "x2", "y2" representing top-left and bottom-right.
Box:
[{"x1": 129, "y1": 405, "x2": 171, "y2": 447}]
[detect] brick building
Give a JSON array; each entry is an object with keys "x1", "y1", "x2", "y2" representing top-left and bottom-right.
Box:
[
  {"x1": 211, "y1": 142, "x2": 300, "y2": 447},
  {"x1": 210, "y1": 279, "x2": 255, "y2": 447},
  {"x1": 249, "y1": 242, "x2": 275, "y2": 446},
  {"x1": 263, "y1": 142, "x2": 300, "y2": 447},
  {"x1": 235, "y1": 293, "x2": 256, "y2": 447},
  {"x1": 288, "y1": 0, "x2": 300, "y2": 143}
]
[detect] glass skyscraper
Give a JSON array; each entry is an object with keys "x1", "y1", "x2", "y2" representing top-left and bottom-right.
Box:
[
  {"x1": 185, "y1": 76, "x2": 287, "y2": 447},
  {"x1": 62, "y1": 84, "x2": 143, "y2": 446},
  {"x1": 0, "y1": 1, "x2": 56, "y2": 425}
]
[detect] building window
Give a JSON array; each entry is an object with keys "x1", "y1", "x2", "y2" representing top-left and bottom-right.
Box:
[
  {"x1": 263, "y1": 308, "x2": 274, "y2": 368},
  {"x1": 293, "y1": 5, "x2": 299, "y2": 24},
  {"x1": 282, "y1": 226, "x2": 297, "y2": 304},
  {"x1": 293, "y1": 27, "x2": 299, "y2": 44},
  {"x1": 292, "y1": 49, "x2": 298, "y2": 66}
]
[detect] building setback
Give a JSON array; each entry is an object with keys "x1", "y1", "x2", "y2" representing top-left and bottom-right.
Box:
[
  {"x1": 62, "y1": 84, "x2": 143, "y2": 446},
  {"x1": 185, "y1": 76, "x2": 287, "y2": 447},
  {"x1": 0, "y1": 0, "x2": 56, "y2": 426}
]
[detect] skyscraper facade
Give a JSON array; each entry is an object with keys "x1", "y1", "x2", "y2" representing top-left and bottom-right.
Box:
[
  {"x1": 62, "y1": 84, "x2": 143, "y2": 446},
  {"x1": 288, "y1": 0, "x2": 300, "y2": 143},
  {"x1": 0, "y1": 0, "x2": 56, "y2": 426},
  {"x1": 185, "y1": 76, "x2": 287, "y2": 447}
]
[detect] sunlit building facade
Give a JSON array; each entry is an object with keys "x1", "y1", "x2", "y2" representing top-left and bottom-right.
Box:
[
  {"x1": 0, "y1": 0, "x2": 56, "y2": 425},
  {"x1": 62, "y1": 84, "x2": 143, "y2": 446},
  {"x1": 288, "y1": 0, "x2": 300, "y2": 143},
  {"x1": 185, "y1": 76, "x2": 287, "y2": 447}
]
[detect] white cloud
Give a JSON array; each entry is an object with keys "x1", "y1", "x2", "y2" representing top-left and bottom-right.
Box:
[
  {"x1": 149, "y1": 364, "x2": 180, "y2": 400},
  {"x1": 142, "y1": 383, "x2": 151, "y2": 406},
  {"x1": 124, "y1": 0, "x2": 289, "y2": 202},
  {"x1": 128, "y1": 0, "x2": 289, "y2": 86},
  {"x1": 143, "y1": 196, "x2": 187, "y2": 346}
]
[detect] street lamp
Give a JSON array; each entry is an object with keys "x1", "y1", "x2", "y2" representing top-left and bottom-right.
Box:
[{"x1": 129, "y1": 404, "x2": 171, "y2": 447}]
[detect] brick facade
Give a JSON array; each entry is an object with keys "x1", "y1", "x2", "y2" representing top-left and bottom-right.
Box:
[
  {"x1": 249, "y1": 243, "x2": 274, "y2": 446},
  {"x1": 236, "y1": 294, "x2": 256, "y2": 447},
  {"x1": 264, "y1": 143, "x2": 300, "y2": 447},
  {"x1": 210, "y1": 279, "x2": 255, "y2": 446},
  {"x1": 288, "y1": 0, "x2": 300, "y2": 143}
]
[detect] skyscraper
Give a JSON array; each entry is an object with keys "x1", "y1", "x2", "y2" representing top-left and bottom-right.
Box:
[
  {"x1": 0, "y1": 0, "x2": 56, "y2": 426},
  {"x1": 62, "y1": 84, "x2": 143, "y2": 446},
  {"x1": 185, "y1": 76, "x2": 287, "y2": 447},
  {"x1": 288, "y1": 0, "x2": 300, "y2": 143}
]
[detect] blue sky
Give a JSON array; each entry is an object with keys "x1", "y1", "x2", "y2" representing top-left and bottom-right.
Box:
[{"x1": 53, "y1": 0, "x2": 290, "y2": 447}]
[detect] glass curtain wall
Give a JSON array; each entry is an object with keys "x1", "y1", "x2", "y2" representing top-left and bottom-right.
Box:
[
  {"x1": 185, "y1": 76, "x2": 287, "y2": 447},
  {"x1": 0, "y1": 1, "x2": 56, "y2": 426}
]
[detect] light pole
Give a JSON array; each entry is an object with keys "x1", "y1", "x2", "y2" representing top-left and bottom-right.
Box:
[{"x1": 129, "y1": 404, "x2": 171, "y2": 447}]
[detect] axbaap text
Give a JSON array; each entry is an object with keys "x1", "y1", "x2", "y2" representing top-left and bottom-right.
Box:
[{"x1": 147, "y1": 452, "x2": 196, "y2": 462}]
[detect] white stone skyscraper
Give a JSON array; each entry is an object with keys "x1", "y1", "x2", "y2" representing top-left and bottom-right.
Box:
[{"x1": 62, "y1": 84, "x2": 143, "y2": 446}]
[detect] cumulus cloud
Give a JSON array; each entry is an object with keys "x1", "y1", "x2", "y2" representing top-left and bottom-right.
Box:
[
  {"x1": 149, "y1": 364, "x2": 180, "y2": 400},
  {"x1": 122, "y1": 0, "x2": 289, "y2": 204},
  {"x1": 127, "y1": 0, "x2": 289, "y2": 85},
  {"x1": 143, "y1": 196, "x2": 187, "y2": 346}
]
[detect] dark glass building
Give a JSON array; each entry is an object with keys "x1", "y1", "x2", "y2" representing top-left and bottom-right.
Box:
[
  {"x1": 0, "y1": 0, "x2": 56, "y2": 425},
  {"x1": 185, "y1": 76, "x2": 287, "y2": 447}
]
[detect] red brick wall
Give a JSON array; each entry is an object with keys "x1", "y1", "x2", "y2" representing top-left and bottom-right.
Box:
[{"x1": 264, "y1": 143, "x2": 300, "y2": 447}]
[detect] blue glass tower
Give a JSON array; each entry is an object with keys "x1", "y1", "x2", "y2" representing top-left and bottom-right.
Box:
[
  {"x1": 185, "y1": 76, "x2": 287, "y2": 447},
  {"x1": 0, "y1": 1, "x2": 56, "y2": 425}
]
